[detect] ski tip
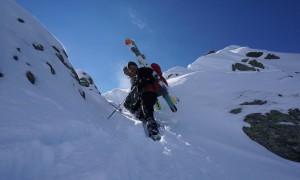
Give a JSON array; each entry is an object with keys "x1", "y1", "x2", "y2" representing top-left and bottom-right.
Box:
[
  {"x1": 125, "y1": 38, "x2": 132, "y2": 45},
  {"x1": 170, "y1": 105, "x2": 177, "y2": 112}
]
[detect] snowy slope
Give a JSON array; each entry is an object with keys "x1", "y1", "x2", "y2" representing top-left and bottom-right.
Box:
[{"x1": 1, "y1": 1, "x2": 300, "y2": 180}]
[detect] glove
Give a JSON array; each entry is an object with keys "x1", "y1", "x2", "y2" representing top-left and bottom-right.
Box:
[{"x1": 123, "y1": 66, "x2": 135, "y2": 77}]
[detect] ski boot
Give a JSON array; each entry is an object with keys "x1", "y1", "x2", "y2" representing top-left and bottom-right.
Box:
[{"x1": 145, "y1": 117, "x2": 161, "y2": 141}]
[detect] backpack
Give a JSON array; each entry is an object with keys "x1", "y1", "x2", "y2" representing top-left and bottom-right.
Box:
[
  {"x1": 136, "y1": 63, "x2": 169, "y2": 96},
  {"x1": 150, "y1": 63, "x2": 168, "y2": 86}
]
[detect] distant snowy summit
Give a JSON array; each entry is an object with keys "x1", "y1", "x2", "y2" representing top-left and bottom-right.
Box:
[
  {"x1": 164, "y1": 45, "x2": 300, "y2": 80},
  {"x1": 102, "y1": 88, "x2": 129, "y2": 103}
]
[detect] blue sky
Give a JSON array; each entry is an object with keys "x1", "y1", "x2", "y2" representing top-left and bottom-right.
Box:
[{"x1": 17, "y1": 0, "x2": 300, "y2": 92}]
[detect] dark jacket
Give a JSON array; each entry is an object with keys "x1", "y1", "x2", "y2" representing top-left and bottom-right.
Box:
[{"x1": 133, "y1": 67, "x2": 156, "y2": 93}]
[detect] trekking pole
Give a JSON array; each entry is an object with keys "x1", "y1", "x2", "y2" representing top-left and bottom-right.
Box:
[
  {"x1": 107, "y1": 107, "x2": 118, "y2": 120},
  {"x1": 107, "y1": 86, "x2": 136, "y2": 120},
  {"x1": 107, "y1": 97, "x2": 126, "y2": 120}
]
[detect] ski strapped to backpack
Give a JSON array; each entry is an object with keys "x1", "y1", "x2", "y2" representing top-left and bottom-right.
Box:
[
  {"x1": 125, "y1": 38, "x2": 147, "y2": 67},
  {"x1": 125, "y1": 38, "x2": 178, "y2": 112},
  {"x1": 151, "y1": 63, "x2": 177, "y2": 112}
]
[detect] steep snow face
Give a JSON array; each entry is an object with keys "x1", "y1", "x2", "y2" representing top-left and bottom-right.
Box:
[
  {"x1": 0, "y1": 1, "x2": 111, "y2": 179},
  {"x1": 0, "y1": 0, "x2": 104, "y2": 126},
  {"x1": 0, "y1": 0, "x2": 78, "y2": 95}
]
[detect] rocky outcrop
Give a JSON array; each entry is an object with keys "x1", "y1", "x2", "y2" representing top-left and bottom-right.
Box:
[
  {"x1": 205, "y1": 50, "x2": 216, "y2": 55},
  {"x1": 240, "y1": 100, "x2": 267, "y2": 105},
  {"x1": 246, "y1": 52, "x2": 263, "y2": 58},
  {"x1": 26, "y1": 71, "x2": 35, "y2": 84},
  {"x1": 232, "y1": 63, "x2": 256, "y2": 71},
  {"x1": 230, "y1": 108, "x2": 242, "y2": 114},
  {"x1": 265, "y1": 53, "x2": 280, "y2": 60},
  {"x1": 232, "y1": 59, "x2": 265, "y2": 72},
  {"x1": 230, "y1": 97, "x2": 300, "y2": 163},
  {"x1": 243, "y1": 109, "x2": 300, "y2": 162},
  {"x1": 76, "y1": 70, "x2": 101, "y2": 95},
  {"x1": 248, "y1": 60, "x2": 264, "y2": 69},
  {"x1": 232, "y1": 51, "x2": 280, "y2": 72}
]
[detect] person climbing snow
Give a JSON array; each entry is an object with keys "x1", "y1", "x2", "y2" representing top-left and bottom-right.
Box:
[{"x1": 123, "y1": 61, "x2": 161, "y2": 138}]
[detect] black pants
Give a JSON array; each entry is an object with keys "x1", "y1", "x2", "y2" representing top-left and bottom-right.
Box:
[
  {"x1": 140, "y1": 92, "x2": 157, "y2": 119},
  {"x1": 124, "y1": 90, "x2": 157, "y2": 119},
  {"x1": 124, "y1": 87, "x2": 139, "y2": 112}
]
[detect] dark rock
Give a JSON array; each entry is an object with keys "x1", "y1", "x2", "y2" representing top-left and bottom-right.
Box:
[
  {"x1": 13, "y1": 56, "x2": 18, "y2": 61},
  {"x1": 17, "y1": 18, "x2": 25, "y2": 23},
  {"x1": 55, "y1": 53, "x2": 64, "y2": 63},
  {"x1": 0, "y1": 73, "x2": 3, "y2": 77},
  {"x1": 232, "y1": 63, "x2": 256, "y2": 71},
  {"x1": 55, "y1": 53, "x2": 80, "y2": 84},
  {"x1": 79, "y1": 90, "x2": 85, "y2": 99},
  {"x1": 32, "y1": 43, "x2": 44, "y2": 51},
  {"x1": 79, "y1": 77, "x2": 90, "y2": 87},
  {"x1": 265, "y1": 54, "x2": 280, "y2": 60},
  {"x1": 70, "y1": 69, "x2": 80, "y2": 83},
  {"x1": 244, "y1": 113, "x2": 268, "y2": 123},
  {"x1": 26, "y1": 71, "x2": 35, "y2": 84},
  {"x1": 240, "y1": 100, "x2": 267, "y2": 105},
  {"x1": 243, "y1": 109, "x2": 300, "y2": 162},
  {"x1": 205, "y1": 50, "x2": 216, "y2": 55},
  {"x1": 246, "y1": 52, "x2": 263, "y2": 58},
  {"x1": 62, "y1": 49, "x2": 68, "y2": 58},
  {"x1": 46, "y1": 62, "x2": 55, "y2": 75},
  {"x1": 52, "y1": 46, "x2": 60, "y2": 53},
  {"x1": 241, "y1": 59, "x2": 249, "y2": 63},
  {"x1": 230, "y1": 108, "x2": 242, "y2": 114},
  {"x1": 288, "y1": 108, "x2": 300, "y2": 119},
  {"x1": 88, "y1": 77, "x2": 94, "y2": 85},
  {"x1": 79, "y1": 76, "x2": 95, "y2": 87},
  {"x1": 248, "y1": 59, "x2": 264, "y2": 69},
  {"x1": 16, "y1": 48, "x2": 21, "y2": 52}
]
